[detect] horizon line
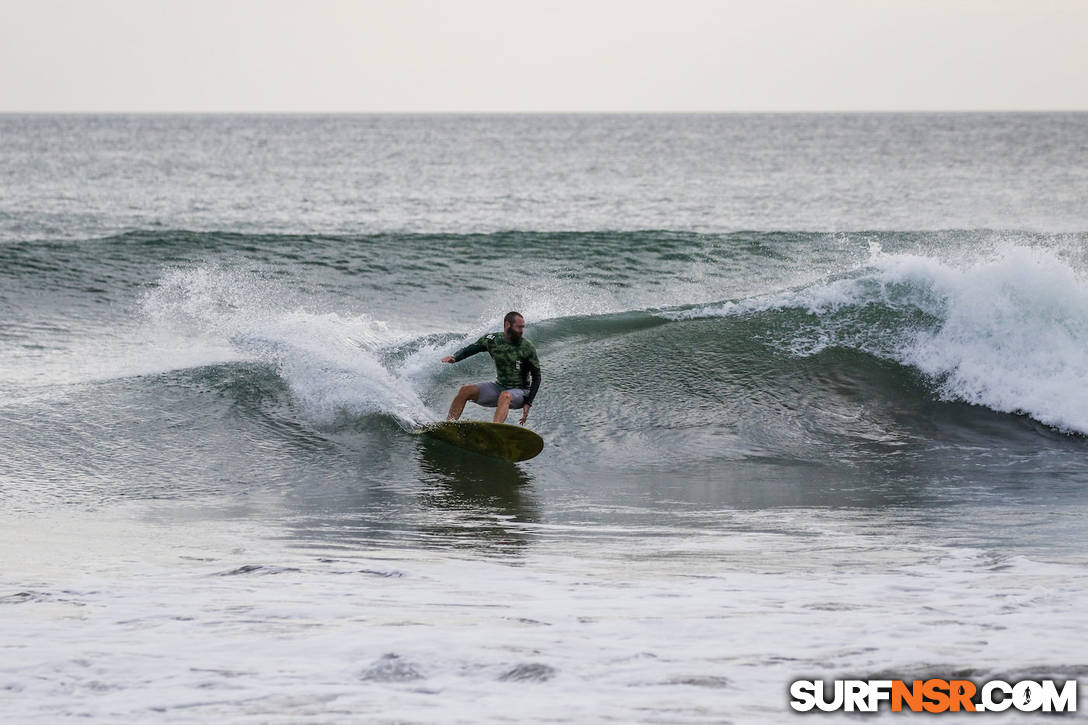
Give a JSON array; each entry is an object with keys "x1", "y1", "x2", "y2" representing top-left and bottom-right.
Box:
[{"x1": 3, "y1": 109, "x2": 1088, "y2": 115}]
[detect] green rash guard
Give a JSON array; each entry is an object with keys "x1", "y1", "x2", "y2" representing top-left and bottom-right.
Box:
[{"x1": 453, "y1": 333, "x2": 542, "y2": 405}]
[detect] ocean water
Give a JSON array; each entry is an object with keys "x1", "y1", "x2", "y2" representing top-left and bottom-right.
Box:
[{"x1": 2, "y1": 114, "x2": 1088, "y2": 722}]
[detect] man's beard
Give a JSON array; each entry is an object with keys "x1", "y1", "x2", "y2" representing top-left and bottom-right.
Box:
[{"x1": 508, "y1": 329, "x2": 522, "y2": 342}]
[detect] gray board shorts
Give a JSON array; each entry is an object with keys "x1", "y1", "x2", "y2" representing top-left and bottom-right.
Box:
[{"x1": 473, "y1": 382, "x2": 530, "y2": 409}]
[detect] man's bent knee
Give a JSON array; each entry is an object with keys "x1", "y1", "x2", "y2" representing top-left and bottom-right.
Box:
[
  {"x1": 458, "y1": 384, "x2": 479, "y2": 400},
  {"x1": 497, "y1": 390, "x2": 512, "y2": 403}
]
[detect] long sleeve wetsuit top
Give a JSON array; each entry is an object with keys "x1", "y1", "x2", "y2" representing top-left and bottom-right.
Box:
[{"x1": 453, "y1": 333, "x2": 542, "y2": 405}]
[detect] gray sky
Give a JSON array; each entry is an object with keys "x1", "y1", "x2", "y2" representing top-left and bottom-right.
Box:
[{"x1": 2, "y1": 0, "x2": 1086, "y2": 112}]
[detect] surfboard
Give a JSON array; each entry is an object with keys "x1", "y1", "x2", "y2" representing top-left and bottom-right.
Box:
[{"x1": 414, "y1": 421, "x2": 544, "y2": 462}]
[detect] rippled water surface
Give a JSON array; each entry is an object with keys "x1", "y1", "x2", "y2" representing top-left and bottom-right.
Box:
[{"x1": 3, "y1": 114, "x2": 1088, "y2": 722}]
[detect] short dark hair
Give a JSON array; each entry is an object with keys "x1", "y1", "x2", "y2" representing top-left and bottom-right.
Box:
[{"x1": 504, "y1": 311, "x2": 523, "y2": 326}]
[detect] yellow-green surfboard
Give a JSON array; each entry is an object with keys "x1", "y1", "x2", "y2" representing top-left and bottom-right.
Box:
[{"x1": 415, "y1": 421, "x2": 544, "y2": 462}]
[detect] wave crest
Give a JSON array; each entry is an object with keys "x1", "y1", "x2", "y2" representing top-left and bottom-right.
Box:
[
  {"x1": 142, "y1": 266, "x2": 434, "y2": 427},
  {"x1": 666, "y1": 243, "x2": 1088, "y2": 434}
]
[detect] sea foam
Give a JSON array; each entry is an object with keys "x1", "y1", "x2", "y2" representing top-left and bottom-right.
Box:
[
  {"x1": 142, "y1": 266, "x2": 435, "y2": 427},
  {"x1": 668, "y1": 243, "x2": 1088, "y2": 434}
]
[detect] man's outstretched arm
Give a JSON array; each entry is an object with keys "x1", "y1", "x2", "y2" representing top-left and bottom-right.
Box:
[{"x1": 442, "y1": 339, "x2": 487, "y2": 364}]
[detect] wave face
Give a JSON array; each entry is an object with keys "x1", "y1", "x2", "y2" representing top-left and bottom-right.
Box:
[
  {"x1": 668, "y1": 241, "x2": 1088, "y2": 434},
  {"x1": 5, "y1": 229, "x2": 1088, "y2": 504}
]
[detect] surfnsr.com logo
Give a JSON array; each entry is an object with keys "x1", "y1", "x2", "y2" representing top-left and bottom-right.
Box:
[{"x1": 789, "y1": 679, "x2": 1078, "y2": 713}]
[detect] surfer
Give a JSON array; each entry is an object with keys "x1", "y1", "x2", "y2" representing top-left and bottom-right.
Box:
[{"x1": 442, "y1": 311, "x2": 541, "y2": 424}]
